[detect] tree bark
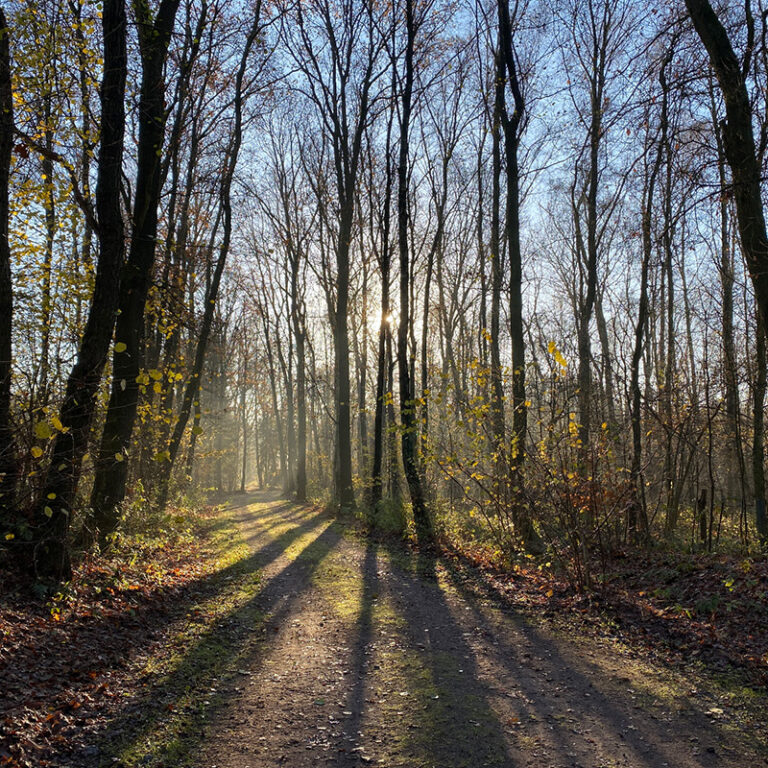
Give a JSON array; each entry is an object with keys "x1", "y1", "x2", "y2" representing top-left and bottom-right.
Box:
[
  {"x1": 497, "y1": 0, "x2": 538, "y2": 549},
  {"x1": 370, "y1": 108, "x2": 395, "y2": 510},
  {"x1": 90, "y1": 0, "x2": 181, "y2": 537},
  {"x1": 0, "y1": 7, "x2": 16, "y2": 523},
  {"x1": 489, "y1": 45, "x2": 505, "y2": 477},
  {"x1": 685, "y1": 0, "x2": 768, "y2": 327},
  {"x1": 32, "y1": 0, "x2": 127, "y2": 577},
  {"x1": 754, "y1": 315, "x2": 767, "y2": 543},
  {"x1": 631, "y1": 119, "x2": 662, "y2": 542},
  {"x1": 397, "y1": 0, "x2": 431, "y2": 543}
]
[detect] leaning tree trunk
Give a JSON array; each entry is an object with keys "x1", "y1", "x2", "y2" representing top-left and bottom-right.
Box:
[{"x1": 685, "y1": 0, "x2": 768, "y2": 328}]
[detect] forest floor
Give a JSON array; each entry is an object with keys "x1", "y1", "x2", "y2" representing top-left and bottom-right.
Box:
[{"x1": 2, "y1": 490, "x2": 767, "y2": 768}]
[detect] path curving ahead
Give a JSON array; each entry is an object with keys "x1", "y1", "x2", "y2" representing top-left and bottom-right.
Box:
[{"x1": 196, "y1": 492, "x2": 763, "y2": 768}]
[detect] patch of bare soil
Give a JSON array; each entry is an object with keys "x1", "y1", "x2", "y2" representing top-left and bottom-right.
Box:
[{"x1": 196, "y1": 495, "x2": 767, "y2": 768}]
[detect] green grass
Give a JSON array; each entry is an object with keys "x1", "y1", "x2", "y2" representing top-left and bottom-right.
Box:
[{"x1": 100, "y1": 502, "x2": 264, "y2": 767}]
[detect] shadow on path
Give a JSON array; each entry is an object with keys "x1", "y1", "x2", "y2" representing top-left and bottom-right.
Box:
[
  {"x1": 95, "y1": 493, "x2": 761, "y2": 768},
  {"x1": 95, "y1": 495, "x2": 343, "y2": 767},
  {"x1": 431, "y1": 546, "x2": 750, "y2": 767}
]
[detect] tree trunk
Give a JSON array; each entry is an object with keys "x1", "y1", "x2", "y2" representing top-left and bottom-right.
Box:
[
  {"x1": 754, "y1": 315, "x2": 768, "y2": 543},
  {"x1": 238, "y1": 350, "x2": 248, "y2": 493},
  {"x1": 489, "y1": 46, "x2": 506, "y2": 482},
  {"x1": 33, "y1": 0, "x2": 127, "y2": 577},
  {"x1": 631, "y1": 139, "x2": 660, "y2": 540},
  {"x1": 0, "y1": 7, "x2": 16, "y2": 523},
  {"x1": 370, "y1": 109, "x2": 395, "y2": 511},
  {"x1": 497, "y1": 0, "x2": 538, "y2": 549},
  {"x1": 90, "y1": 0, "x2": 181, "y2": 537},
  {"x1": 397, "y1": 0, "x2": 431, "y2": 544},
  {"x1": 685, "y1": 0, "x2": 768, "y2": 328},
  {"x1": 295, "y1": 326, "x2": 307, "y2": 501}
]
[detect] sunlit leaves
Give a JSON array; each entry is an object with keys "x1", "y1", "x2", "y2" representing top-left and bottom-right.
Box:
[
  {"x1": 34, "y1": 420, "x2": 52, "y2": 440},
  {"x1": 547, "y1": 341, "x2": 567, "y2": 372},
  {"x1": 34, "y1": 414, "x2": 69, "y2": 440}
]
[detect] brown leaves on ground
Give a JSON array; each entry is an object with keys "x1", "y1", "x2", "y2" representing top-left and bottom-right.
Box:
[
  {"x1": 597, "y1": 551, "x2": 768, "y2": 680},
  {"x1": 0, "y1": 506, "x2": 221, "y2": 768}
]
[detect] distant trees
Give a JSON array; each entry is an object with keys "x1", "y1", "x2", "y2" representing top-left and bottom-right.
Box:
[
  {"x1": 3, "y1": 0, "x2": 768, "y2": 582},
  {"x1": 281, "y1": 0, "x2": 386, "y2": 510}
]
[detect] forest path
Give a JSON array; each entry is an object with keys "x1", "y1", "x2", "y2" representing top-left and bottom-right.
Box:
[{"x1": 195, "y1": 491, "x2": 763, "y2": 768}]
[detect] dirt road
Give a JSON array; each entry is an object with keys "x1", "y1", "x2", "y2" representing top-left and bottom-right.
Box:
[{"x1": 194, "y1": 492, "x2": 764, "y2": 768}]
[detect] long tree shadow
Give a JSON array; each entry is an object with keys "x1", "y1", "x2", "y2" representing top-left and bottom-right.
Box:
[
  {"x1": 15, "y1": 499, "x2": 323, "y2": 673},
  {"x1": 437, "y1": 555, "x2": 760, "y2": 767},
  {"x1": 334, "y1": 539, "x2": 380, "y2": 764},
  {"x1": 349, "y1": 542, "x2": 519, "y2": 768},
  {"x1": 2, "y1": 498, "x2": 318, "y2": 735},
  {"x1": 92, "y1": 498, "x2": 344, "y2": 767}
]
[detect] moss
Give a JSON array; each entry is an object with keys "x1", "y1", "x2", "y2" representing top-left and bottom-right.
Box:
[
  {"x1": 313, "y1": 560, "x2": 363, "y2": 621},
  {"x1": 283, "y1": 519, "x2": 336, "y2": 563}
]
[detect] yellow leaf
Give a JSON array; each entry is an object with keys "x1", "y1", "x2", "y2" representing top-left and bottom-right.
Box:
[
  {"x1": 115, "y1": 342, "x2": 127, "y2": 353},
  {"x1": 114, "y1": 453, "x2": 124, "y2": 462},
  {"x1": 149, "y1": 369, "x2": 162, "y2": 380},
  {"x1": 548, "y1": 341, "x2": 567, "y2": 368},
  {"x1": 34, "y1": 421, "x2": 52, "y2": 440},
  {"x1": 546, "y1": 588, "x2": 554, "y2": 598},
  {"x1": 47, "y1": 493, "x2": 56, "y2": 500},
  {"x1": 44, "y1": 506, "x2": 53, "y2": 518},
  {"x1": 5, "y1": 532, "x2": 14, "y2": 540},
  {"x1": 51, "y1": 415, "x2": 63, "y2": 432},
  {"x1": 31, "y1": 446, "x2": 43, "y2": 458},
  {"x1": 153, "y1": 382, "x2": 163, "y2": 394}
]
